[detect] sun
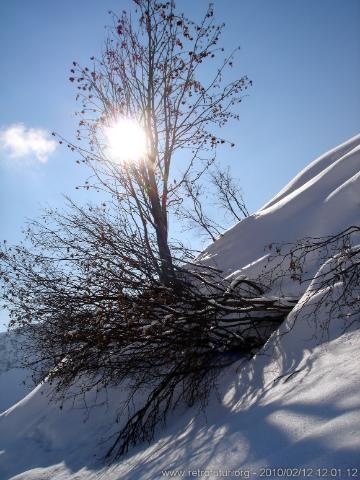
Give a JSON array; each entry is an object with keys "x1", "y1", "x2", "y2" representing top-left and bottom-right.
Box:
[{"x1": 104, "y1": 117, "x2": 147, "y2": 163}]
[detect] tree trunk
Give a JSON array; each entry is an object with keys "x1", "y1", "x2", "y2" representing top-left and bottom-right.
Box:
[
  {"x1": 154, "y1": 218, "x2": 174, "y2": 285},
  {"x1": 146, "y1": 166, "x2": 174, "y2": 285}
]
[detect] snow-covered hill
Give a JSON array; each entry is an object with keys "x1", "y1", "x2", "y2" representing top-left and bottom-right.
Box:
[
  {"x1": 0, "y1": 331, "x2": 32, "y2": 413},
  {"x1": 0, "y1": 134, "x2": 359, "y2": 480},
  {"x1": 200, "y1": 133, "x2": 360, "y2": 284}
]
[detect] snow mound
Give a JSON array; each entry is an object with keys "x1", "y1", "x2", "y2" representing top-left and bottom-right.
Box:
[
  {"x1": 200, "y1": 133, "x2": 360, "y2": 279},
  {"x1": 1, "y1": 288, "x2": 359, "y2": 480},
  {"x1": 0, "y1": 331, "x2": 32, "y2": 413},
  {"x1": 105, "y1": 292, "x2": 360, "y2": 479},
  {"x1": 0, "y1": 134, "x2": 359, "y2": 479}
]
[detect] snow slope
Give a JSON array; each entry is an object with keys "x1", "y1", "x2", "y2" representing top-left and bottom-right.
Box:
[
  {"x1": 0, "y1": 332, "x2": 32, "y2": 413},
  {"x1": 200, "y1": 133, "x2": 360, "y2": 283},
  {"x1": 0, "y1": 134, "x2": 359, "y2": 479}
]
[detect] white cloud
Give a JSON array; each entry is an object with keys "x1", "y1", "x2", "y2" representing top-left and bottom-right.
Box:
[{"x1": 0, "y1": 123, "x2": 57, "y2": 164}]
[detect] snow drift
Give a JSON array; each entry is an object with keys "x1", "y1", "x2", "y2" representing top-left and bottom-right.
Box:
[
  {"x1": 200, "y1": 133, "x2": 360, "y2": 282},
  {"x1": 0, "y1": 133, "x2": 359, "y2": 480},
  {"x1": 0, "y1": 332, "x2": 32, "y2": 413}
]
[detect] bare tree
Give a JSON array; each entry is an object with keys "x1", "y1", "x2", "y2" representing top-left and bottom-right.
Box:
[
  {"x1": 2, "y1": 206, "x2": 358, "y2": 458},
  {"x1": 211, "y1": 166, "x2": 249, "y2": 221},
  {"x1": 177, "y1": 166, "x2": 249, "y2": 242},
  {"x1": 0, "y1": 201, "x2": 295, "y2": 458},
  {"x1": 179, "y1": 178, "x2": 224, "y2": 242},
  {"x1": 59, "y1": 0, "x2": 251, "y2": 284},
  {"x1": 0, "y1": 0, "x2": 265, "y2": 460},
  {"x1": 3, "y1": 0, "x2": 356, "y2": 452}
]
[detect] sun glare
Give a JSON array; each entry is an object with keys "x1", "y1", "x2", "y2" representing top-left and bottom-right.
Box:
[{"x1": 104, "y1": 117, "x2": 147, "y2": 163}]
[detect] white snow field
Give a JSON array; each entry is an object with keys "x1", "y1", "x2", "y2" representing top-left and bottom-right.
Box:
[
  {"x1": 0, "y1": 332, "x2": 32, "y2": 413},
  {"x1": 0, "y1": 134, "x2": 359, "y2": 479}
]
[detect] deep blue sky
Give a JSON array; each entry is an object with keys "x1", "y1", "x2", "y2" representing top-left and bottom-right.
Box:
[{"x1": 0, "y1": 0, "x2": 359, "y2": 328}]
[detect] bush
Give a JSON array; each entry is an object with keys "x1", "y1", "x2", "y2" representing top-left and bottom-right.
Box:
[{"x1": 0, "y1": 201, "x2": 293, "y2": 458}]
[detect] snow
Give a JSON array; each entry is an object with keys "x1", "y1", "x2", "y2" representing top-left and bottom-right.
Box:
[
  {"x1": 199, "y1": 133, "x2": 360, "y2": 282},
  {"x1": 0, "y1": 332, "x2": 32, "y2": 412},
  {"x1": 0, "y1": 134, "x2": 359, "y2": 479}
]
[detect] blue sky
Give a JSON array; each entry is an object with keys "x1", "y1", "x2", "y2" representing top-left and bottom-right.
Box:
[{"x1": 0, "y1": 0, "x2": 359, "y2": 328}]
